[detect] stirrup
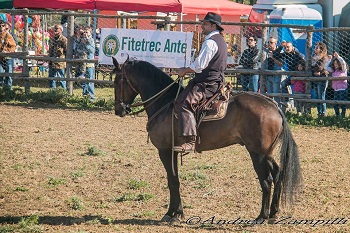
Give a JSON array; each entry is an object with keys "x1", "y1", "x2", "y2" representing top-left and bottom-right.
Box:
[{"x1": 173, "y1": 143, "x2": 195, "y2": 153}]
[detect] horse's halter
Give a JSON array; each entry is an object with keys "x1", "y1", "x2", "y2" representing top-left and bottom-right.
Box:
[{"x1": 114, "y1": 62, "x2": 139, "y2": 114}]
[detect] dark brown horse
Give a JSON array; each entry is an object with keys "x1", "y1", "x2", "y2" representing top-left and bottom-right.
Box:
[{"x1": 111, "y1": 57, "x2": 302, "y2": 224}]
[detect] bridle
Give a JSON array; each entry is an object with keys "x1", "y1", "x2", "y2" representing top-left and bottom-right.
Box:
[
  {"x1": 114, "y1": 61, "x2": 181, "y2": 116},
  {"x1": 114, "y1": 62, "x2": 139, "y2": 114}
]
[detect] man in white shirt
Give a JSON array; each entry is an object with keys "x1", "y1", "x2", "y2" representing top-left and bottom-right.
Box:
[{"x1": 173, "y1": 12, "x2": 228, "y2": 153}]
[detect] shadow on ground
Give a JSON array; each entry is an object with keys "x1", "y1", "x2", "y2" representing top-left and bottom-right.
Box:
[{"x1": 0, "y1": 215, "x2": 163, "y2": 226}]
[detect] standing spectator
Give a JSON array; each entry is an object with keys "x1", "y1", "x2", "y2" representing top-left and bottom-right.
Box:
[
  {"x1": 48, "y1": 24, "x2": 67, "y2": 89},
  {"x1": 326, "y1": 52, "x2": 348, "y2": 117},
  {"x1": 0, "y1": 19, "x2": 16, "y2": 89},
  {"x1": 291, "y1": 61, "x2": 307, "y2": 115},
  {"x1": 239, "y1": 36, "x2": 260, "y2": 92},
  {"x1": 263, "y1": 37, "x2": 284, "y2": 100},
  {"x1": 311, "y1": 42, "x2": 329, "y2": 117},
  {"x1": 4, "y1": 22, "x2": 18, "y2": 45},
  {"x1": 75, "y1": 26, "x2": 95, "y2": 100},
  {"x1": 73, "y1": 26, "x2": 85, "y2": 78},
  {"x1": 280, "y1": 42, "x2": 305, "y2": 100}
]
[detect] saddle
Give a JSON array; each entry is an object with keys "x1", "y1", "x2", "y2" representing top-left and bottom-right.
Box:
[{"x1": 195, "y1": 82, "x2": 232, "y2": 124}]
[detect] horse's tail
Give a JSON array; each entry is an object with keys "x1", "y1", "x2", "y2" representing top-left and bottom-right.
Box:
[{"x1": 277, "y1": 109, "x2": 303, "y2": 206}]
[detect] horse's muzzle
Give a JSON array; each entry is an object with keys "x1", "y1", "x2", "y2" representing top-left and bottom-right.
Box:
[{"x1": 115, "y1": 102, "x2": 131, "y2": 117}]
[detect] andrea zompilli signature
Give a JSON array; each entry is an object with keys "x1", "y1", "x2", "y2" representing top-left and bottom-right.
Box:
[{"x1": 185, "y1": 216, "x2": 348, "y2": 227}]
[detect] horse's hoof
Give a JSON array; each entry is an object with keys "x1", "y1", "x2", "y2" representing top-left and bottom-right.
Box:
[
  {"x1": 160, "y1": 215, "x2": 172, "y2": 223},
  {"x1": 160, "y1": 215, "x2": 181, "y2": 225},
  {"x1": 268, "y1": 216, "x2": 277, "y2": 224},
  {"x1": 254, "y1": 216, "x2": 267, "y2": 225},
  {"x1": 168, "y1": 217, "x2": 181, "y2": 225}
]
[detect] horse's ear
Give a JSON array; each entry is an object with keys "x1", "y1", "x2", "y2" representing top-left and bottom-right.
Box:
[{"x1": 112, "y1": 57, "x2": 119, "y2": 68}]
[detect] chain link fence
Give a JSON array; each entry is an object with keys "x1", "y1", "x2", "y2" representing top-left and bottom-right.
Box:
[{"x1": 1, "y1": 9, "x2": 349, "y2": 116}]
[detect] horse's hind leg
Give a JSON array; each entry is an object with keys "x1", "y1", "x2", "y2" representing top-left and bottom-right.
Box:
[
  {"x1": 269, "y1": 159, "x2": 281, "y2": 221},
  {"x1": 158, "y1": 149, "x2": 184, "y2": 223},
  {"x1": 249, "y1": 152, "x2": 273, "y2": 222}
]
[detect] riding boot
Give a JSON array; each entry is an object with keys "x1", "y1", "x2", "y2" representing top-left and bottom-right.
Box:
[{"x1": 173, "y1": 136, "x2": 196, "y2": 153}]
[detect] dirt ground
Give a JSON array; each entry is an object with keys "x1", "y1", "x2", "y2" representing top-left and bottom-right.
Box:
[{"x1": 0, "y1": 103, "x2": 349, "y2": 233}]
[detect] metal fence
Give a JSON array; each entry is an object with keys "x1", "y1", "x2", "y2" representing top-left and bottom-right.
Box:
[{"x1": 1, "y1": 9, "x2": 349, "y2": 116}]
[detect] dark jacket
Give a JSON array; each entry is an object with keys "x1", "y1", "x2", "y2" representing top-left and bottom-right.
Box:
[
  {"x1": 266, "y1": 46, "x2": 283, "y2": 70},
  {"x1": 239, "y1": 45, "x2": 260, "y2": 69},
  {"x1": 282, "y1": 48, "x2": 305, "y2": 71}
]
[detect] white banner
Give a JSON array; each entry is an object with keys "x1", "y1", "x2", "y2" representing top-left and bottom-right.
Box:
[{"x1": 98, "y1": 29, "x2": 193, "y2": 68}]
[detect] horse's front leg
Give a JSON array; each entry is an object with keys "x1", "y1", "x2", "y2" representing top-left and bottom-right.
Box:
[{"x1": 158, "y1": 149, "x2": 184, "y2": 224}]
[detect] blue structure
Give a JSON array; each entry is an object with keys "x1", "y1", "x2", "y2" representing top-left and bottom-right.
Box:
[{"x1": 269, "y1": 7, "x2": 322, "y2": 55}]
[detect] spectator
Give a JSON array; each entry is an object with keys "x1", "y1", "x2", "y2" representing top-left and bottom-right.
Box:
[
  {"x1": 280, "y1": 41, "x2": 305, "y2": 104},
  {"x1": 4, "y1": 22, "x2": 18, "y2": 45},
  {"x1": 239, "y1": 36, "x2": 260, "y2": 92},
  {"x1": 48, "y1": 24, "x2": 67, "y2": 89},
  {"x1": 291, "y1": 61, "x2": 307, "y2": 115},
  {"x1": 311, "y1": 42, "x2": 329, "y2": 117},
  {"x1": 326, "y1": 52, "x2": 348, "y2": 117},
  {"x1": 0, "y1": 19, "x2": 16, "y2": 90},
  {"x1": 263, "y1": 36, "x2": 284, "y2": 100},
  {"x1": 75, "y1": 26, "x2": 95, "y2": 101},
  {"x1": 73, "y1": 26, "x2": 85, "y2": 78}
]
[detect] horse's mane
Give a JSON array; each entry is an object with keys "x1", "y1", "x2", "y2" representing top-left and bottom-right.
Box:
[
  {"x1": 129, "y1": 60, "x2": 174, "y2": 84},
  {"x1": 127, "y1": 60, "x2": 182, "y2": 99}
]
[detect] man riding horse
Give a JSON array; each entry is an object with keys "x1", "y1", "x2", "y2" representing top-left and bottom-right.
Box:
[{"x1": 173, "y1": 12, "x2": 228, "y2": 153}]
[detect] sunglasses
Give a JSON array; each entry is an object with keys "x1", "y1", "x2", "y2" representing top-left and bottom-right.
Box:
[{"x1": 248, "y1": 38, "x2": 255, "y2": 41}]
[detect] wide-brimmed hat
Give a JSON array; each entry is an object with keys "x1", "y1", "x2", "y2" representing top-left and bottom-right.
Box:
[{"x1": 202, "y1": 12, "x2": 224, "y2": 31}]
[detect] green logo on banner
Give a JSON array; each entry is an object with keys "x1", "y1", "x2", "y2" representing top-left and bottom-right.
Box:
[{"x1": 102, "y1": 34, "x2": 120, "y2": 57}]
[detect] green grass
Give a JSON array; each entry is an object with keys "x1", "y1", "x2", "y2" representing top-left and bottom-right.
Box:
[
  {"x1": 2, "y1": 86, "x2": 350, "y2": 130},
  {"x1": 70, "y1": 170, "x2": 85, "y2": 181},
  {"x1": 48, "y1": 177, "x2": 66, "y2": 186},
  {"x1": 14, "y1": 186, "x2": 29, "y2": 192},
  {"x1": 0, "y1": 86, "x2": 114, "y2": 110},
  {"x1": 18, "y1": 215, "x2": 43, "y2": 233},
  {"x1": 285, "y1": 111, "x2": 350, "y2": 130},
  {"x1": 179, "y1": 170, "x2": 208, "y2": 181},
  {"x1": 67, "y1": 196, "x2": 84, "y2": 210},
  {"x1": 115, "y1": 193, "x2": 154, "y2": 202},
  {"x1": 131, "y1": 211, "x2": 156, "y2": 218},
  {"x1": 84, "y1": 145, "x2": 105, "y2": 156},
  {"x1": 127, "y1": 179, "x2": 149, "y2": 190}
]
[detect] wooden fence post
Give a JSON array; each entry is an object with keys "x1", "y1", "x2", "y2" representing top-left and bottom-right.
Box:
[
  {"x1": 260, "y1": 23, "x2": 268, "y2": 93},
  {"x1": 66, "y1": 12, "x2": 75, "y2": 95},
  {"x1": 305, "y1": 25, "x2": 314, "y2": 98},
  {"x1": 23, "y1": 15, "x2": 30, "y2": 94}
]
